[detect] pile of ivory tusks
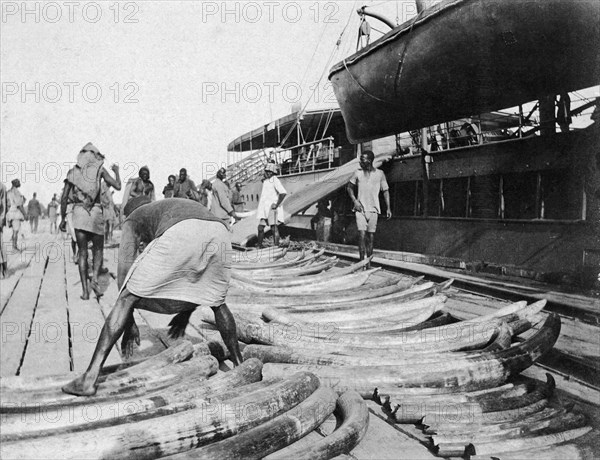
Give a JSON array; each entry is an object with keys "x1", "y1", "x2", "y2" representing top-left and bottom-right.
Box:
[
  {"x1": 221, "y1": 245, "x2": 595, "y2": 459},
  {"x1": 0, "y1": 339, "x2": 369, "y2": 460}
]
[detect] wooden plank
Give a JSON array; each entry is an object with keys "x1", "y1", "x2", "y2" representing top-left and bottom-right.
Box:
[
  {"x1": 0, "y1": 239, "x2": 48, "y2": 377},
  {"x1": 99, "y1": 244, "x2": 165, "y2": 361},
  {"x1": 322, "y1": 247, "x2": 600, "y2": 315},
  {"x1": 19, "y1": 244, "x2": 71, "y2": 377},
  {"x1": 0, "y1": 229, "x2": 62, "y2": 312},
  {"x1": 0, "y1": 245, "x2": 38, "y2": 315},
  {"x1": 64, "y1": 246, "x2": 122, "y2": 372},
  {"x1": 522, "y1": 365, "x2": 600, "y2": 406},
  {"x1": 351, "y1": 402, "x2": 439, "y2": 460}
]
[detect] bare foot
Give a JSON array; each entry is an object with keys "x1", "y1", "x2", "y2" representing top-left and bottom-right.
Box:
[
  {"x1": 90, "y1": 281, "x2": 103, "y2": 299},
  {"x1": 62, "y1": 374, "x2": 98, "y2": 396},
  {"x1": 80, "y1": 290, "x2": 90, "y2": 300}
]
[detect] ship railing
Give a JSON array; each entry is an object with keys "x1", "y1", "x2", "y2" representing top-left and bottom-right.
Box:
[
  {"x1": 400, "y1": 112, "x2": 537, "y2": 154},
  {"x1": 272, "y1": 137, "x2": 337, "y2": 176}
]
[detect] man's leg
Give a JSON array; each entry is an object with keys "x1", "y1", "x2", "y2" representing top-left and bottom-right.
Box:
[
  {"x1": 11, "y1": 220, "x2": 20, "y2": 250},
  {"x1": 62, "y1": 288, "x2": 140, "y2": 396},
  {"x1": 75, "y1": 230, "x2": 90, "y2": 300},
  {"x1": 71, "y1": 239, "x2": 78, "y2": 264},
  {"x1": 365, "y1": 232, "x2": 375, "y2": 269},
  {"x1": 33, "y1": 216, "x2": 38, "y2": 233},
  {"x1": 357, "y1": 230, "x2": 366, "y2": 261},
  {"x1": 90, "y1": 233, "x2": 104, "y2": 295},
  {"x1": 0, "y1": 231, "x2": 6, "y2": 278},
  {"x1": 271, "y1": 224, "x2": 280, "y2": 246},
  {"x1": 212, "y1": 304, "x2": 243, "y2": 365},
  {"x1": 257, "y1": 224, "x2": 265, "y2": 248},
  {"x1": 11, "y1": 227, "x2": 18, "y2": 250}
]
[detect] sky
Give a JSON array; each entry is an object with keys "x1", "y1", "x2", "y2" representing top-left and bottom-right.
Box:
[
  {"x1": 1, "y1": 0, "x2": 421, "y2": 205},
  {"x1": 2, "y1": 1, "x2": 597, "y2": 206}
]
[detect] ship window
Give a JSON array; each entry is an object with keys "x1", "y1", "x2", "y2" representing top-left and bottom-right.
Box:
[
  {"x1": 415, "y1": 181, "x2": 423, "y2": 216},
  {"x1": 389, "y1": 181, "x2": 418, "y2": 217},
  {"x1": 426, "y1": 179, "x2": 442, "y2": 217},
  {"x1": 441, "y1": 177, "x2": 468, "y2": 217},
  {"x1": 542, "y1": 169, "x2": 581, "y2": 220},
  {"x1": 502, "y1": 172, "x2": 537, "y2": 219},
  {"x1": 469, "y1": 174, "x2": 500, "y2": 219}
]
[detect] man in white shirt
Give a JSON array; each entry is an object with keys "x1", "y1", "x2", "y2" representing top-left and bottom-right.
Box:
[
  {"x1": 347, "y1": 150, "x2": 392, "y2": 268},
  {"x1": 256, "y1": 163, "x2": 287, "y2": 248}
]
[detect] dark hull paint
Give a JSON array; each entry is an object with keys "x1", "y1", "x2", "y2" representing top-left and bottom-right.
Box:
[
  {"x1": 329, "y1": 0, "x2": 600, "y2": 143},
  {"x1": 286, "y1": 128, "x2": 600, "y2": 283}
]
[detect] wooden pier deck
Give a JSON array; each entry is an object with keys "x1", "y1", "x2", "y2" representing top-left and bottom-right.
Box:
[{"x1": 2, "y1": 220, "x2": 599, "y2": 459}]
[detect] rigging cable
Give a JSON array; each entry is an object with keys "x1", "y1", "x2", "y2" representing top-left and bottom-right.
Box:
[
  {"x1": 299, "y1": 19, "x2": 330, "y2": 92},
  {"x1": 341, "y1": 5, "x2": 420, "y2": 105},
  {"x1": 277, "y1": 1, "x2": 358, "y2": 149}
]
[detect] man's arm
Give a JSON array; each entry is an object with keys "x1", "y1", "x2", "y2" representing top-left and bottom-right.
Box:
[
  {"x1": 272, "y1": 178, "x2": 287, "y2": 209},
  {"x1": 101, "y1": 164, "x2": 121, "y2": 191},
  {"x1": 187, "y1": 180, "x2": 200, "y2": 201},
  {"x1": 383, "y1": 190, "x2": 392, "y2": 219},
  {"x1": 347, "y1": 181, "x2": 363, "y2": 213},
  {"x1": 273, "y1": 192, "x2": 286, "y2": 209},
  {"x1": 380, "y1": 171, "x2": 392, "y2": 219},
  {"x1": 60, "y1": 183, "x2": 71, "y2": 221},
  {"x1": 117, "y1": 221, "x2": 140, "y2": 289}
]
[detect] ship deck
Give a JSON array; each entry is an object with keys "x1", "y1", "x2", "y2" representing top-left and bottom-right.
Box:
[{"x1": 2, "y1": 221, "x2": 599, "y2": 459}]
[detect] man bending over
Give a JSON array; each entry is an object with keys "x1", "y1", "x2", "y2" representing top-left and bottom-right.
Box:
[{"x1": 62, "y1": 196, "x2": 243, "y2": 396}]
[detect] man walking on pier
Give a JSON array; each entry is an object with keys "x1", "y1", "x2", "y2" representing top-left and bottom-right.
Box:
[
  {"x1": 347, "y1": 150, "x2": 392, "y2": 268},
  {"x1": 256, "y1": 163, "x2": 286, "y2": 247},
  {"x1": 62, "y1": 196, "x2": 243, "y2": 396},
  {"x1": 47, "y1": 194, "x2": 59, "y2": 234},
  {"x1": 27, "y1": 192, "x2": 42, "y2": 234}
]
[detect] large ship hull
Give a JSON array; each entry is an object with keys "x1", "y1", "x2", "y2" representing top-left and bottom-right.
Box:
[
  {"x1": 282, "y1": 126, "x2": 599, "y2": 284},
  {"x1": 329, "y1": 0, "x2": 600, "y2": 143}
]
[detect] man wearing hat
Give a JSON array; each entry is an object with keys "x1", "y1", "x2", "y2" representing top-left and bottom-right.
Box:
[
  {"x1": 210, "y1": 168, "x2": 238, "y2": 229},
  {"x1": 256, "y1": 162, "x2": 287, "y2": 247},
  {"x1": 62, "y1": 196, "x2": 243, "y2": 396}
]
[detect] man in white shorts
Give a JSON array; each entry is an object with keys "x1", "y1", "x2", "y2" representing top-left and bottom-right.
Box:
[{"x1": 347, "y1": 150, "x2": 392, "y2": 268}]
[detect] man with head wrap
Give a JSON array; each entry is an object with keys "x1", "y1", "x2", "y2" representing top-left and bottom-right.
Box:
[
  {"x1": 60, "y1": 143, "x2": 121, "y2": 300},
  {"x1": 123, "y1": 165, "x2": 155, "y2": 206},
  {"x1": 62, "y1": 195, "x2": 243, "y2": 396}
]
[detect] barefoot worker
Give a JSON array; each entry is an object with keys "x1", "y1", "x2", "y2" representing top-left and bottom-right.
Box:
[
  {"x1": 62, "y1": 196, "x2": 243, "y2": 396},
  {"x1": 347, "y1": 150, "x2": 392, "y2": 268},
  {"x1": 60, "y1": 143, "x2": 121, "y2": 300}
]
